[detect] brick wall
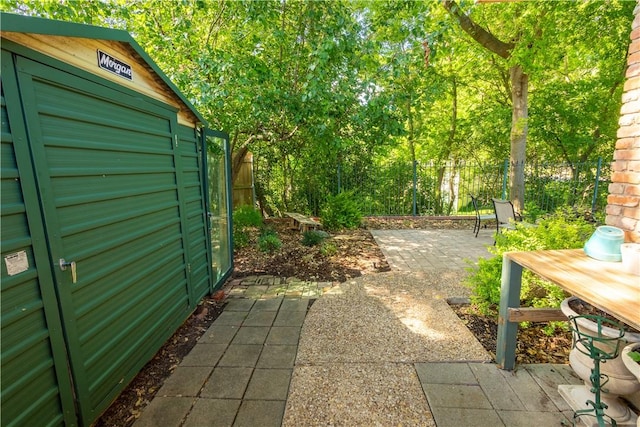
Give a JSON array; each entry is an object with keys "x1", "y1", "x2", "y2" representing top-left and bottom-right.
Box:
[{"x1": 606, "y1": 2, "x2": 640, "y2": 243}]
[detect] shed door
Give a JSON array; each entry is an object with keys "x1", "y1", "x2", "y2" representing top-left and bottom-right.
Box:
[
  {"x1": 205, "y1": 130, "x2": 233, "y2": 284},
  {"x1": 11, "y1": 55, "x2": 192, "y2": 424},
  {"x1": 1, "y1": 51, "x2": 78, "y2": 427}
]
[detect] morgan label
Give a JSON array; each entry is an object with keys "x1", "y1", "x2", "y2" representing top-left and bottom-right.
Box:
[{"x1": 97, "y1": 50, "x2": 133, "y2": 80}]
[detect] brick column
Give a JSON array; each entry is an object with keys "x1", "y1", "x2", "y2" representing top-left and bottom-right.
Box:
[{"x1": 606, "y1": 2, "x2": 640, "y2": 242}]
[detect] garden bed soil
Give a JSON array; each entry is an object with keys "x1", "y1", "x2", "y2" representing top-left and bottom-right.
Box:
[{"x1": 95, "y1": 216, "x2": 570, "y2": 427}]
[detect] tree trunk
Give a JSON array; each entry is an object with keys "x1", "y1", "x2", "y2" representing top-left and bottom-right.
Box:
[{"x1": 509, "y1": 65, "x2": 528, "y2": 213}]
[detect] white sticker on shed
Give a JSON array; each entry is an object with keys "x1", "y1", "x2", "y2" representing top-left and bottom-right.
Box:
[{"x1": 5, "y1": 250, "x2": 29, "y2": 276}]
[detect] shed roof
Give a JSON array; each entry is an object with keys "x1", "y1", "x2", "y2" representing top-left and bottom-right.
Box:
[{"x1": 0, "y1": 12, "x2": 207, "y2": 127}]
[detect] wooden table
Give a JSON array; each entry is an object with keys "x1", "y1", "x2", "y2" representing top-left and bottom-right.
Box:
[{"x1": 496, "y1": 248, "x2": 640, "y2": 370}]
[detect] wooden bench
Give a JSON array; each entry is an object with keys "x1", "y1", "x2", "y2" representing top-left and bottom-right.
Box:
[{"x1": 284, "y1": 212, "x2": 322, "y2": 232}]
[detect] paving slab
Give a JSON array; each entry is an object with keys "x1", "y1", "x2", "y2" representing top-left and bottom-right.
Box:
[
  {"x1": 498, "y1": 409, "x2": 571, "y2": 427},
  {"x1": 252, "y1": 298, "x2": 283, "y2": 311},
  {"x1": 257, "y1": 345, "x2": 297, "y2": 368},
  {"x1": 523, "y1": 364, "x2": 582, "y2": 412},
  {"x1": 213, "y1": 311, "x2": 247, "y2": 326},
  {"x1": 430, "y1": 407, "x2": 505, "y2": 427},
  {"x1": 422, "y1": 383, "x2": 493, "y2": 409},
  {"x1": 470, "y1": 363, "x2": 527, "y2": 410},
  {"x1": 136, "y1": 229, "x2": 577, "y2": 427},
  {"x1": 156, "y1": 366, "x2": 213, "y2": 397},
  {"x1": 217, "y1": 344, "x2": 263, "y2": 367},
  {"x1": 244, "y1": 368, "x2": 292, "y2": 400},
  {"x1": 198, "y1": 324, "x2": 238, "y2": 345},
  {"x1": 370, "y1": 229, "x2": 493, "y2": 272},
  {"x1": 265, "y1": 327, "x2": 301, "y2": 345},
  {"x1": 133, "y1": 396, "x2": 194, "y2": 427},
  {"x1": 492, "y1": 365, "x2": 558, "y2": 412},
  {"x1": 182, "y1": 398, "x2": 241, "y2": 427},
  {"x1": 231, "y1": 326, "x2": 270, "y2": 345},
  {"x1": 180, "y1": 344, "x2": 226, "y2": 367},
  {"x1": 415, "y1": 361, "x2": 477, "y2": 384},
  {"x1": 419, "y1": 362, "x2": 580, "y2": 427},
  {"x1": 200, "y1": 367, "x2": 253, "y2": 399},
  {"x1": 224, "y1": 299, "x2": 255, "y2": 312},
  {"x1": 234, "y1": 400, "x2": 285, "y2": 427},
  {"x1": 273, "y1": 310, "x2": 307, "y2": 327},
  {"x1": 243, "y1": 310, "x2": 277, "y2": 327}
]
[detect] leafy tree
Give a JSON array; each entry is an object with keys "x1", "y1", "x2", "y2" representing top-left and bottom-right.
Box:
[
  {"x1": 441, "y1": 1, "x2": 633, "y2": 212},
  {"x1": 2, "y1": 0, "x2": 632, "y2": 216}
]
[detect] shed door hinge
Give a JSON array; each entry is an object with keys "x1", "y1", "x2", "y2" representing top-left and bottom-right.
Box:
[{"x1": 174, "y1": 135, "x2": 178, "y2": 147}]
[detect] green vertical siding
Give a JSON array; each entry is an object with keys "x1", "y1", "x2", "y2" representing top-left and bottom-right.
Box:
[
  {"x1": 16, "y1": 57, "x2": 191, "y2": 423},
  {"x1": 1, "y1": 65, "x2": 76, "y2": 427}
]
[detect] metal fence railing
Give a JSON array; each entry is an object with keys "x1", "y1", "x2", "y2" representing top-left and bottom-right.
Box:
[{"x1": 304, "y1": 158, "x2": 609, "y2": 217}]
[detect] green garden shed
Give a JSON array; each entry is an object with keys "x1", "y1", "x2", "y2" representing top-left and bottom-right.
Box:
[{"x1": 0, "y1": 13, "x2": 233, "y2": 427}]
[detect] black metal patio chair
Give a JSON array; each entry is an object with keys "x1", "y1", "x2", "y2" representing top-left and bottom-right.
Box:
[{"x1": 470, "y1": 194, "x2": 495, "y2": 237}]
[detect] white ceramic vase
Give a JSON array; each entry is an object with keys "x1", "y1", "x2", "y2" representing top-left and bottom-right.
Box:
[{"x1": 559, "y1": 297, "x2": 640, "y2": 426}]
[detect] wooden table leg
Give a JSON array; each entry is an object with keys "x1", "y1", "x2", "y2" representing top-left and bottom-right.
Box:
[{"x1": 496, "y1": 254, "x2": 523, "y2": 370}]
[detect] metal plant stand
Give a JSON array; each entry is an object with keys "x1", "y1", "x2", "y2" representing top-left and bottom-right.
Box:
[{"x1": 567, "y1": 314, "x2": 626, "y2": 427}]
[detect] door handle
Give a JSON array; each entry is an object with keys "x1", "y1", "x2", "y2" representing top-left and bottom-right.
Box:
[{"x1": 59, "y1": 258, "x2": 77, "y2": 284}]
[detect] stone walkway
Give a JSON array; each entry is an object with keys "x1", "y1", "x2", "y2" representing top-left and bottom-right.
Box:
[
  {"x1": 134, "y1": 278, "x2": 327, "y2": 427},
  {"x1": 135, "y1": 227, "x2": 581, "y2": 427},
  {"x1": 371, "y1": 228, "x2": 494, "y2": 270}
]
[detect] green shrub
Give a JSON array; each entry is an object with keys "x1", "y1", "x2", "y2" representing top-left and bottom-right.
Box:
[
  {"x1": 258, "y1": 228, "x2": 282, "y2": 253},
  {"x1": 302, "y1": 230, "x2": 330, "y2": 246},
  {"x1": 233, "y1": 205, "x2": 263, "y2": 229},
  {"x1": 232, "y1": 205, "x2": 262, "y2": 249},
  {"x1": 522, "y1": 201, "x2": 546, "y2": 223},
  {"x1": 321, "y1": 191, "x2": 362, "y2": 231},
  {"x1": 465, "y1": 208, "x2": 596, "y2": 314},
  {"x1": 234, "y1": 229, "x2": 250, "y2": 249}
]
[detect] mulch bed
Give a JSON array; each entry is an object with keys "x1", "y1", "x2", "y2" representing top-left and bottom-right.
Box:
[{"x1": 451, "y1": 304, "x2": 572, "y2": 365}]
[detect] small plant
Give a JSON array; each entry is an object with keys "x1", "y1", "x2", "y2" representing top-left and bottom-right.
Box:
[
  {"x1": 234, "y1": 229, "x2": 250, "y2": 248},
  {"x1": 522, "y1": 201, "x2": 546, "y2": 223},
  {"x1": 301, "y1": 230, "x2": 329, "y2": 246},
  {"x1": 629, "y1": 351, "x2": 640, "y2": 363},
  {"x1": 321, "y1": 191, "x2": 362, "y2": 231},
  {"x1": 233, "y1": 205, "x2": 263, "y2": 229},
  {"x1": 320, "y1": 241, "x2": 338, "y2": 256},
  {"x1": 465, "y1": 208, "x2": 596, "y2": 314},
  {"x1": 232, "y1": 205, "x2": 263, "y2": 249},
  {"x1": 258, "y1": 228, "x2": 282, "y2": 253}
]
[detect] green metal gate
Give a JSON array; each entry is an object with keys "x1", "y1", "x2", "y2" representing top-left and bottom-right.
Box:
[{"x1": 1, "y1": 42, "x2": 228, "y2": 426}]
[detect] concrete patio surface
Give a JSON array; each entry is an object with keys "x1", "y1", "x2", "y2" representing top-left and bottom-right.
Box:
[{"x1": 135, "y1": 226, "x2": 582, "y2": 427}]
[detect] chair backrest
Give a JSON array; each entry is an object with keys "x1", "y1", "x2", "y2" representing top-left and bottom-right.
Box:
[
  {"x1": 469, "y1": 194, "x2": 481, "y2": 218},
  {"x1": 492, "y1": 198, "x2": 516, "y2": 226}
]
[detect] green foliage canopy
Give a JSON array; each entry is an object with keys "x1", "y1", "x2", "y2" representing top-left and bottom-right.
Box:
[{"x1": 3, "y1": 0, "x2": 633, "y2": 214}]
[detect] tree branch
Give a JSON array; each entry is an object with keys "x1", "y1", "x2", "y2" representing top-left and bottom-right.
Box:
[{"x1": 441, "y1": 0, "x2": 515, "y2": 59}]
